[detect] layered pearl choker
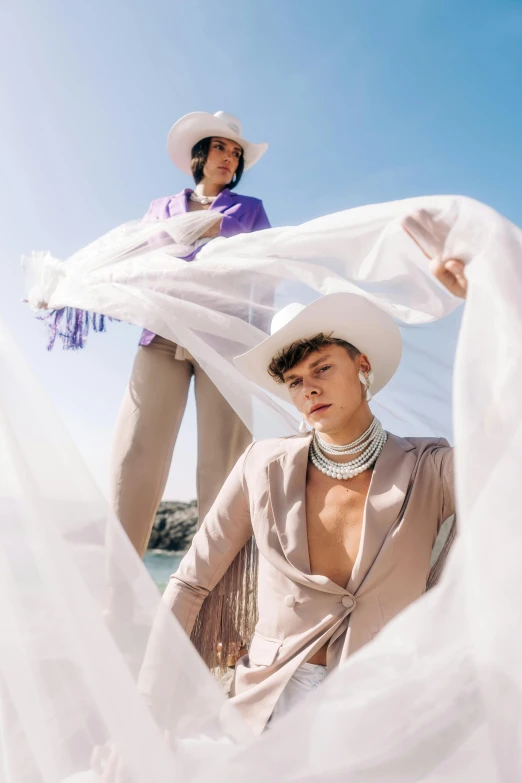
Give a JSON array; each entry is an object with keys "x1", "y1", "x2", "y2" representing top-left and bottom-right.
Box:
[
  {"x1": 309, "y1": 418, "x2": 387, "y2": 480},
  {"x1": 189, "y1": 192, "x2": 217, "y2": 206}
]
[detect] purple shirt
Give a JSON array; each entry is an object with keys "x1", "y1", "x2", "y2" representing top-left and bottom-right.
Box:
[{"x1": 139, "y1": 188, "x2": 270, "y2": 345}]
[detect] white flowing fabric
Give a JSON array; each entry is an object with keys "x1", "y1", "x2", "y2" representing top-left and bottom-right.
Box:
[
  {"x1": 23, "y1": 198, "x2": 463, "y2": 441},
  {"x1": 0, "y1": 195, "x2": 519, "y2": 781}
]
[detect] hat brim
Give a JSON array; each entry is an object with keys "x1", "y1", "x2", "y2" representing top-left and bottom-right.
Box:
[
  {"x1": 233, "y1": 293, "x2": 402, "y2": 402},
  {"x1": 167, "y1": 112, "x2": 268, "y2": 176}
]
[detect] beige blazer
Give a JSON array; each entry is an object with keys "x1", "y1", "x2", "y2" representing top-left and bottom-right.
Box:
[{"x1": 163, "y1": 432, "x2": 455, "y2": 735}]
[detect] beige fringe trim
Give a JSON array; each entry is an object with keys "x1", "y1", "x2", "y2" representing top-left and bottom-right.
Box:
[{"x1": 190, "y1": 536, "x2": 259, "y2": 674}]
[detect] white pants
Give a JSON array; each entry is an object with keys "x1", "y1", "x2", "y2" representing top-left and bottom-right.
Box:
[{"x1": 270, "y1": 663, "x2": 328, "y2": 724}]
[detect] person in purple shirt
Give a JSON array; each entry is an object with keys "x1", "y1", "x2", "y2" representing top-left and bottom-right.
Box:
[{"x1": 110, "y1": 111, "x2": 270, "y2": 565}]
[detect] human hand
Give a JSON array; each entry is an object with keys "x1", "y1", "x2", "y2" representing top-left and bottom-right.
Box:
[
  {"x1": 429, "y1": 258, "x2": 467, "y2": 298},
  {"x1": 91, "y1": 743, "x2": 128, "y2": 783},
  {"x1": 402, "y1": 209, "x2": 467, "y2": 299},
  {"x1": 216, "y1": 641, "x2": 247, "y2": 668}
]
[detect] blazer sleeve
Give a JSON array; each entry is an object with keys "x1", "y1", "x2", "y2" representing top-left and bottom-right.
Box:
[
  {"x1": 219, "y1": 200, "x2": 271, "y2": 238},
  {"x1": 251, "y1": 202, "x2": 271, "y2": 231},
  {"x1": 162, "y1": 445, "x2": 255, "y2": 636},
  {"x1": 431, "y1": 443, "x2": 456, "y2": 527}
]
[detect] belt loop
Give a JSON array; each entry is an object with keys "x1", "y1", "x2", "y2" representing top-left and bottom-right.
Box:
[{"x1": 174, "y1": 344, "x2": 187, "y2": 361}]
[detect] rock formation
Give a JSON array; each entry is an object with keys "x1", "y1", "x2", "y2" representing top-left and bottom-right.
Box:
[{"x1": 148, "y1": 500, "x2": 198, "y2": 552}]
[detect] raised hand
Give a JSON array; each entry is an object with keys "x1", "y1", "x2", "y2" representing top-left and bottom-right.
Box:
[
  {"x1": 402, "y1": 208, "x2": 467, "y2": 299},
  {"x1": 429, "y1": 257, "x2": 467, "y2": 298}
]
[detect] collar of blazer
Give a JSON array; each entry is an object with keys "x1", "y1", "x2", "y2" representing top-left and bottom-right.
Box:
[{"x1": 265, "y1": 432, "x2": 417, "y2": 596}]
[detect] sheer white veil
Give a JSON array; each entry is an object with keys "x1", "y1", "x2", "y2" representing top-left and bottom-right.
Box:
[
  {"x1": 23, "y1": 198, "x2": 465, "y2": 440},
  {"x1": 1, "y1": 195, "x2": 520, "y2": 781}
]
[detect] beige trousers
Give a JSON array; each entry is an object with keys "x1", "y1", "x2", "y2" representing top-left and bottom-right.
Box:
[{"x1": 110, "y1": 336, "x2": 251, "y2": 556}]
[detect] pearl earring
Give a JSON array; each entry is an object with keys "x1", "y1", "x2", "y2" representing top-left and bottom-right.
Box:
[
  {"x1": 299, "y1": 420, "x2": 308, "y2": 434},
  {"x1": 358, "y1": 370, "x2": 373, "y2": 402}
]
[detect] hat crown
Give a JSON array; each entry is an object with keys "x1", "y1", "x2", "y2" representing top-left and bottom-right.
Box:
[
  {"x1": 213, "y1": 111, "x2": 242, "y2": 137},
  {"x1": 270, "y1": 303, "x2": 306, "y2": 335},
  {"x1": 167, "y1": 110, "x2": 267, "y2": 174},
  {"x1": 234, "y1": 293, "x2": 403, "y2": 403}
]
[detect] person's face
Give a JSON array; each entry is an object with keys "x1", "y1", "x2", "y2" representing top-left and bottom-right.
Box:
[
  {"x1": 282, "y1": 344, "x2": 371, "y2": 434},
  {"x1": 203, "y1": 137, "x2": 242, "y2": 186}
]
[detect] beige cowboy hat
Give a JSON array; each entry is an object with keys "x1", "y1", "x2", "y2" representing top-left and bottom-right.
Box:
[
  {"x1": 233, "y1": 293, "x2": 402, "y2": 402},
  {"x1": 167, "y1": 110, "x2": 268, "y2": 176}
]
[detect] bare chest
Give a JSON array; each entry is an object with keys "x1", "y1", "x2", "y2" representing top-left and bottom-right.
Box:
[{"x1": 305, "y1": 465, "x2": 372, "y2": 588}]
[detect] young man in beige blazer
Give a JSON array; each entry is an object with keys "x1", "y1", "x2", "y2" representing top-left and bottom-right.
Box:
[{"x1": 161, "y1": 248, "x2": 467, "y2": 736}]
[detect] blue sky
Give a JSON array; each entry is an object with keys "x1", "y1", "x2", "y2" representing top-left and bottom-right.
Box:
[{"x1": 1, "y1": 0, "x2": 521, "y2": 499}]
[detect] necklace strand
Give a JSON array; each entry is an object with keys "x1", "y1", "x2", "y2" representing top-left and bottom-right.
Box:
[
  {"x1": 315, "y1": 417, "x2": 380, "y2": 455},
  {"x1": 309, "y1": 418, "x2": 387, "y2": 479},
  {"x1": 190, "y1": 192, "x2": 217, "y2": 205}
]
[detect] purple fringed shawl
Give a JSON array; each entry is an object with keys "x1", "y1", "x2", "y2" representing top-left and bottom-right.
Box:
[{"x1": 41, "y1": 308, "x2": 115, "y2": 350}]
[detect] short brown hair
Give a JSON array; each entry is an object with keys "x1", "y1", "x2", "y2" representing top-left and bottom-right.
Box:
[
  {"x1": 268, "y1": 333, "x2": 361, "y2": 384},
  {"x1": 190, "y1": 137, "x2": 245, "y2": 190}
]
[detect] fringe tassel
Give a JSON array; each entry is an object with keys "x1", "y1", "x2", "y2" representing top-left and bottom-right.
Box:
[
  {"x1": 40, "y1": 308, "x2": 114, "y2": 350},
  {"x1": 190, "y1": 537, "x2": 259, "y2": 675}
]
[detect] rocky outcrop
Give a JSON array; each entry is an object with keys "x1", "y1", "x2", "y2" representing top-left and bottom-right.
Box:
[{"x1": 148, "y1": 500, "x2": 198, "y2": 552}]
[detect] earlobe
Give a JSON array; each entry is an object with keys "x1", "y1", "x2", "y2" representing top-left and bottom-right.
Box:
[{"x1": 358, "y1": 355, "x2": 372, "y2": 375}]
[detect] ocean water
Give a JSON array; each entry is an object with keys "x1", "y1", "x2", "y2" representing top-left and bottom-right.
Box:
[{"x1": 143, "y1": 550, "x2": 183, "y2": 592}]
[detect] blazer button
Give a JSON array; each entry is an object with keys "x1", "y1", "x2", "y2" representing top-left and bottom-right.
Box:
[
  {"x1": 342, "y1": 595, "x2": 355, "y2": 609},
  {"x1": 284, "y1": 595, "x2": 296, "y2": 608}
]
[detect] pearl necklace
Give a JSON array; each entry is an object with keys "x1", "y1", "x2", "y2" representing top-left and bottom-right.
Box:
[
  {"x1": 309, "y1": 418, "x2": 387, "y2": 479},
  {"x1": 189, "y1": 192, "x2": 217, "y2": 206}
]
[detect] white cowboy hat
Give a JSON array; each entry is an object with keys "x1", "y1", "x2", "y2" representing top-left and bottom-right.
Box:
[
  {"x1": 167, "y1": 110, "x2": 268, "y2": 176},
  {"x1": 233, "y1": 293, "x2": 402, "y2": 402}
]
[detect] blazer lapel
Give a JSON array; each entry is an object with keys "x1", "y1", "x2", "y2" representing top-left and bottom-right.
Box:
[
  {"x1": 348, "y1": 433, "x2": 417, "y2": 594},
  {"x1": 266, "y1": 436, "x2": 350, "y2": 596},
  {"x1": 168, "y1": 190, "x2": 190, "y2": 216},
  {"x1": 265, "y1": 432, "x2": 417, "y2": 596},
  {"x1": 267, "y1": 435, "x2": 312, "y2": 576},
  {"x1": 211, "y1": 188, "x2": 234, "y2": 212}
]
